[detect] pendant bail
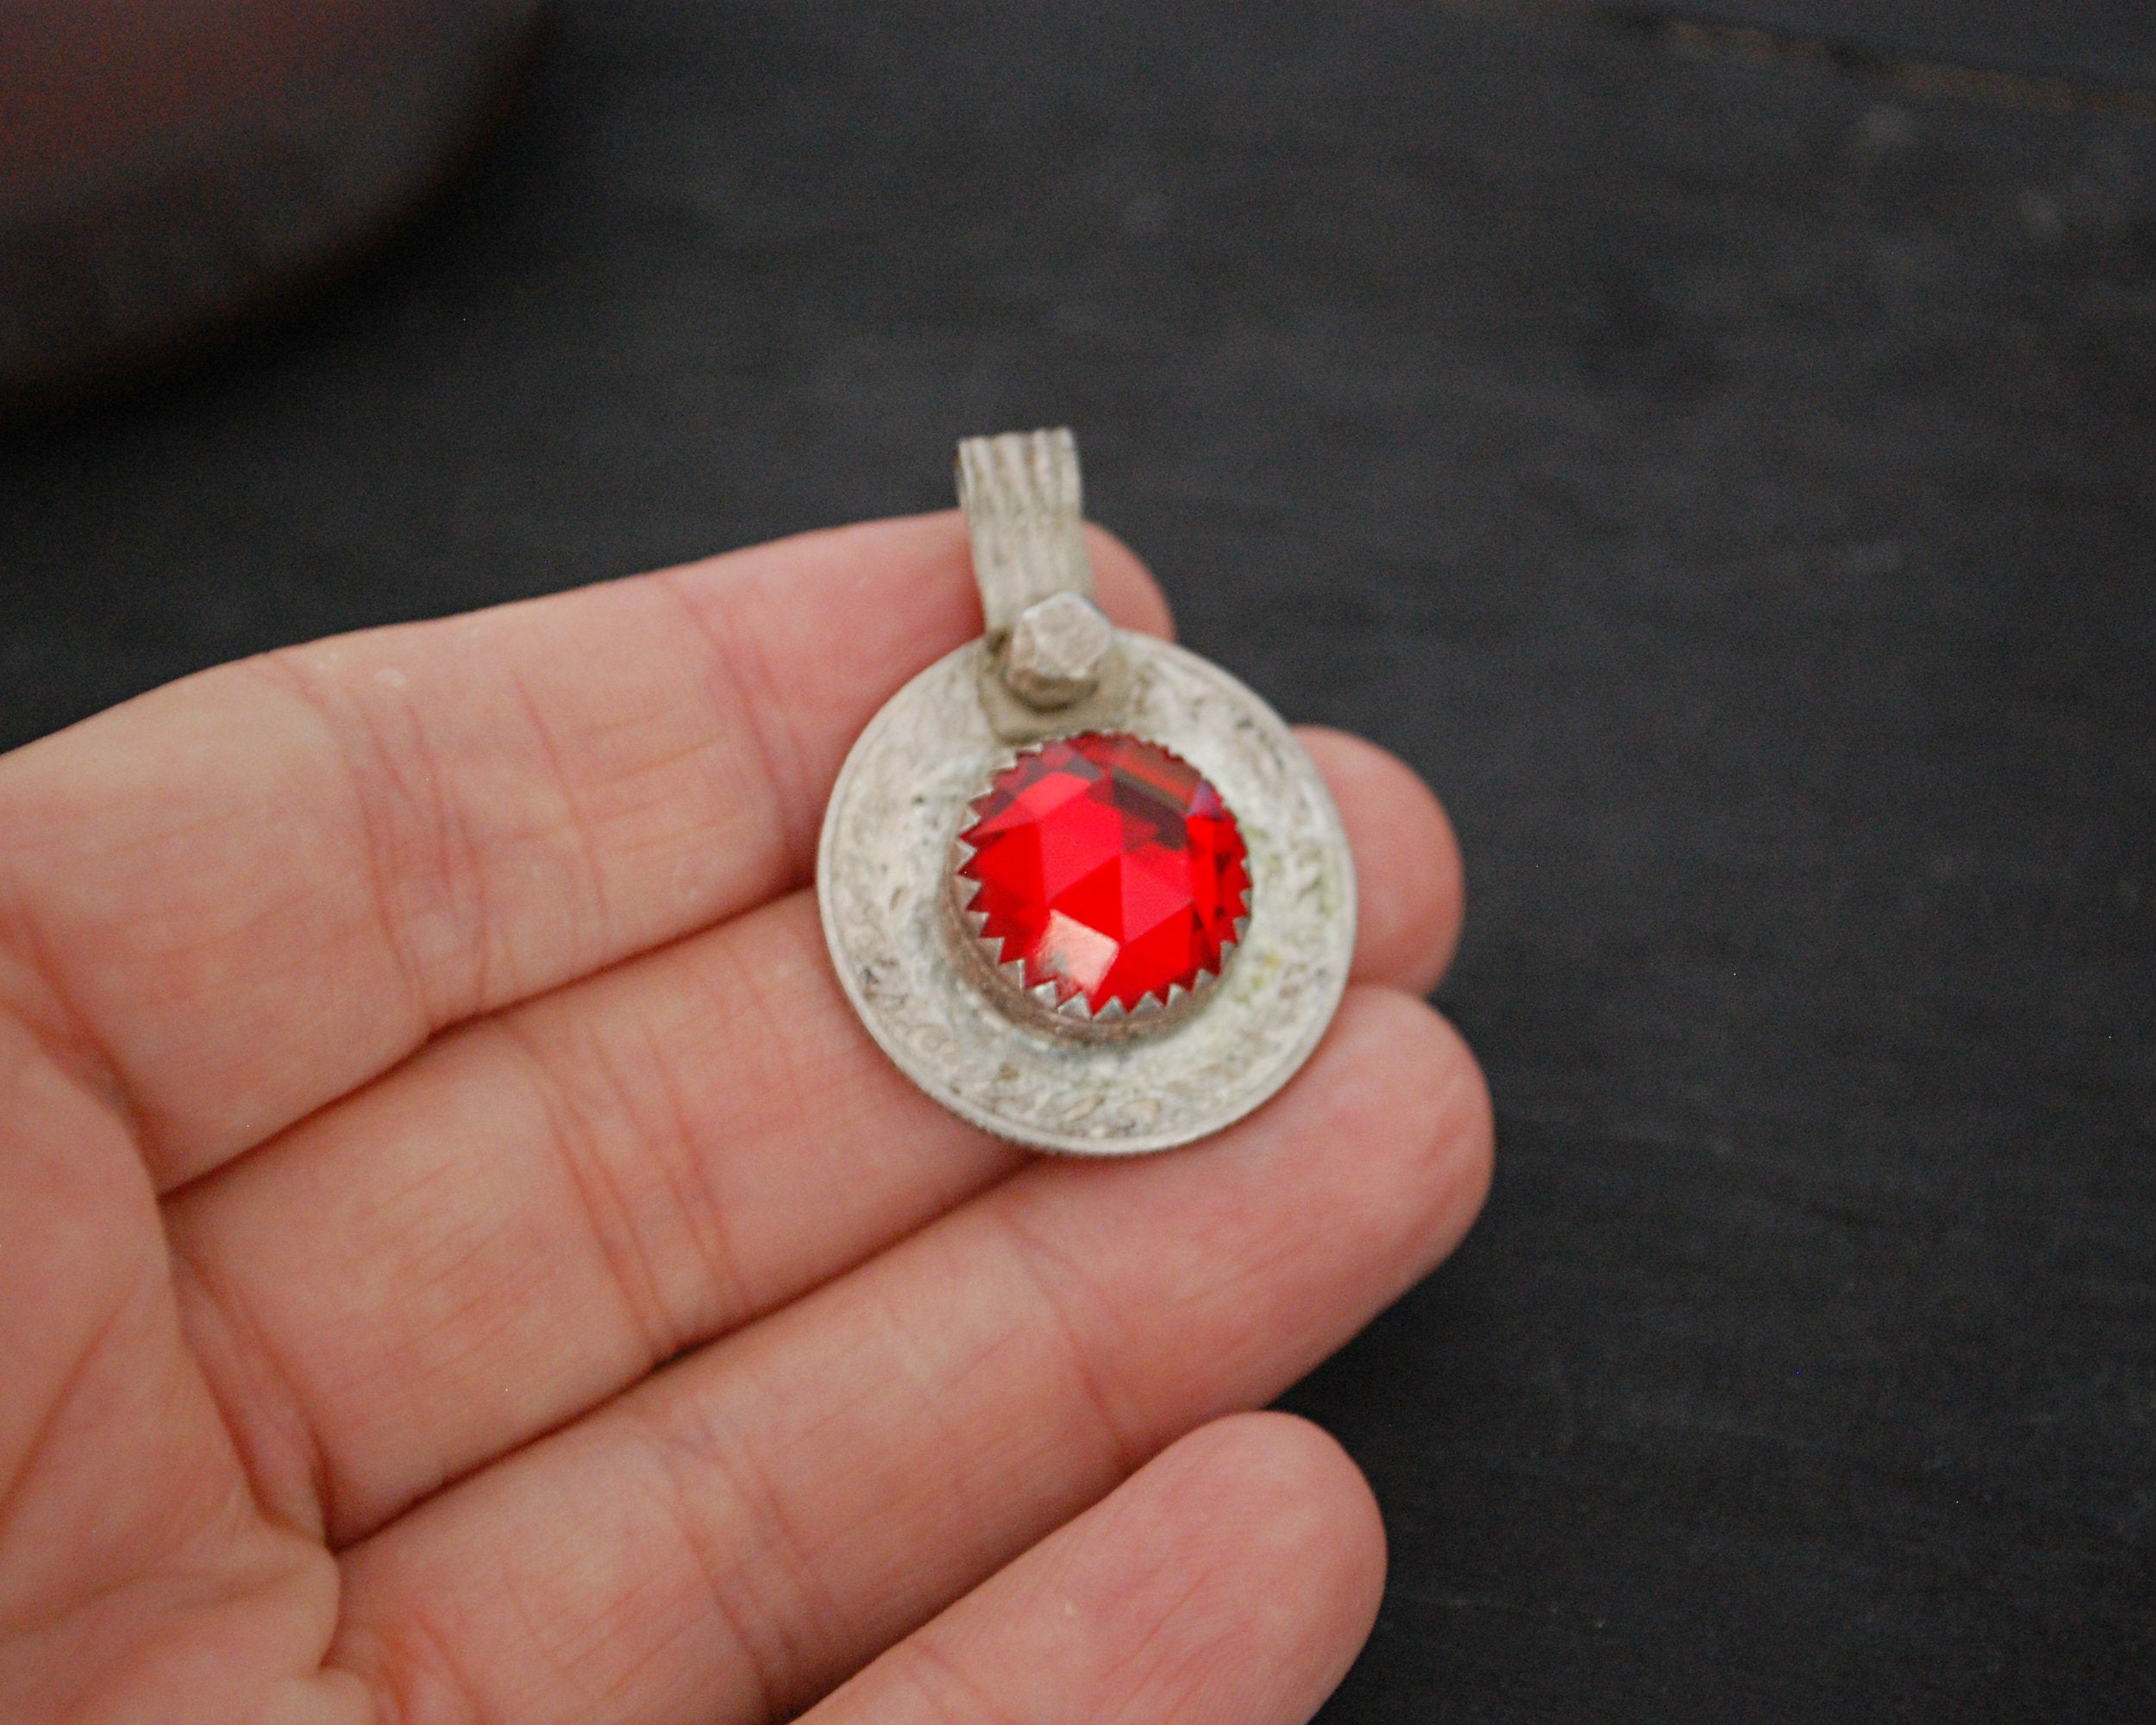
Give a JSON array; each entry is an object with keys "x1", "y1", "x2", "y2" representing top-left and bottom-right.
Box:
[
  {"x1": 957, "y1": 429, "x2": 1115, "y2": 712},
  {"x1": 956, "y1": 428, "x2": 1093, "y2": 639}
]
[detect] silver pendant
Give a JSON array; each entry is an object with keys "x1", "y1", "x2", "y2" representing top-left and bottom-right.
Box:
[{"x1": 817, "y1": 430, "x2": 1356, "y2": 1154}]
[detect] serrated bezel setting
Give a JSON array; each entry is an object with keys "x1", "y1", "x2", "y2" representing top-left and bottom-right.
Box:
[{"x1": 945, "y1": 732, "x2": 1253, "y2": 1042}]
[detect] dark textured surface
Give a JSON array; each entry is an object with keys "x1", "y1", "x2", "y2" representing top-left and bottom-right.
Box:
[
  {"x1": 4, "y1": 3, "x2": 2153, "y2": 1720},
  {"x1": 1654, "y1": 1, "x2": 2156, "y2": 87}
]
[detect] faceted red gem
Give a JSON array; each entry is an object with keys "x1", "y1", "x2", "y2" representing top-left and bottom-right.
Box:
[{"x1": 956, "y1": 731, "x2": 1250, "y2": 1014}]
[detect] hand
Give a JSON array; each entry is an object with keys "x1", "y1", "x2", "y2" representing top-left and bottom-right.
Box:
[{"x1": 0, "y1": 515, "x2": 1489, "y2": 1725}]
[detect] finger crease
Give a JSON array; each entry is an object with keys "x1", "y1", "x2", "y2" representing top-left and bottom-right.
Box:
[
  {"x1": 242, "y1": 654, "x2": 447, "y2": 1038},
  {"x1": 624, "y1": 1402, "x2": 817, "y2": 1725},
  {"x1": 899, "y1": 1631, "x2": 1036, "y2": 1725},
  {"x1": 630, "y1": 1006, "x2": 756, "y2": 1346},
  {"x1": 655, "y1": 569, "x2": 813, "y2": 892},
  {"x1": 987, "y1": 1201, "x2": 1148, "y2": 1485},
  {"x1": 343, "y1": 1592, "x2": 497, "y2": 1725},
  {"x1": 0, "y1": 904, "x2": 154, "y2": 1157},
  {"x1": 166, "y1": 1239, "x2": 336, "y2": 1543},
  {"x1": 489, "y1": 1014, "x2": 683, "y2": 1370},
  {"x1": 0, "y1": 1258, "x2": 148, "y2": 1555},
  {"x1": 506, "y1": 660, "x2": 617, "y2": 969}
]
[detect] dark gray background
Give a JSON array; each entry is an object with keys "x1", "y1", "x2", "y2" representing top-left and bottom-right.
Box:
[{"x1": 3, "y1": 3, "x2": 2152, "y2": 1720}]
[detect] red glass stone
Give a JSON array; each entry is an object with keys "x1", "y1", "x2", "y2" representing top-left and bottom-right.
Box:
[{"x1": 956, "y1": 731, "x2": 1250, "y2": 1015}]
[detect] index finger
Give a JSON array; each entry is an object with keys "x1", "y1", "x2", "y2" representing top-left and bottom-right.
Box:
[{"x1": 0, "y1": 514, "x2": 1171, "y2": 1191}]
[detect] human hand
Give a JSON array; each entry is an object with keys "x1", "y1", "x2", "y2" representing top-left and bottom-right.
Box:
[{"x1": 0, "y1": 515, "x2": 1489, "y2": 1725}]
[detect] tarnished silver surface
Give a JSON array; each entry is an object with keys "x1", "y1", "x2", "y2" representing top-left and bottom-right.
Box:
[
  {"x1": 956, "y1": 429, "x2": 1094, "y2": 643},
  {"x1": 818, "y1": 630, "x2": 1356, "y2": 1154},
  {"x1": 1002, "y1": 590, "x2": 1112, "y2": 708}
]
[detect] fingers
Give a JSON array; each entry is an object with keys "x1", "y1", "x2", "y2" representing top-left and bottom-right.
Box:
[
  {"x1": 1299, "y1": 727, "x2": 1464, "y2": 994},
  {"x1": 0, "y1": 515, "x2": 1168, "y2": 1191},
  {"x1": 166, "y1": 737, "x2": 1466, "y2": 1544},
  {"x1": 0, "y1": 1012, "x2": 350, "y2": 1725},
  {"x1": 805, "y1": 1414, "x2": 1384, "y2": 1725},
  {"x1": 329, "y1": 987, "x2": 1492, "y2": 1725},
  {"x1": 170, "y1": 891, "x2": 1014, "y2": 1544}
]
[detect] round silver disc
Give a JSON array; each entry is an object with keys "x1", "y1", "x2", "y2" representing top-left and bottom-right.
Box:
[{"x1": 817, "y1": 630, "x2": 1357, "y2": 1155}]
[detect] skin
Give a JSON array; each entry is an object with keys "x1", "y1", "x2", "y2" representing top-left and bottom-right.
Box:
[{"x1": 0, "y1": 513, "x2": 1490, "y2": 1725}]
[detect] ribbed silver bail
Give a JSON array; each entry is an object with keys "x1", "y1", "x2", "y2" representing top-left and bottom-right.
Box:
[{"x1": 956, "y1": 429, "x2": 1114, "y2": 711}]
